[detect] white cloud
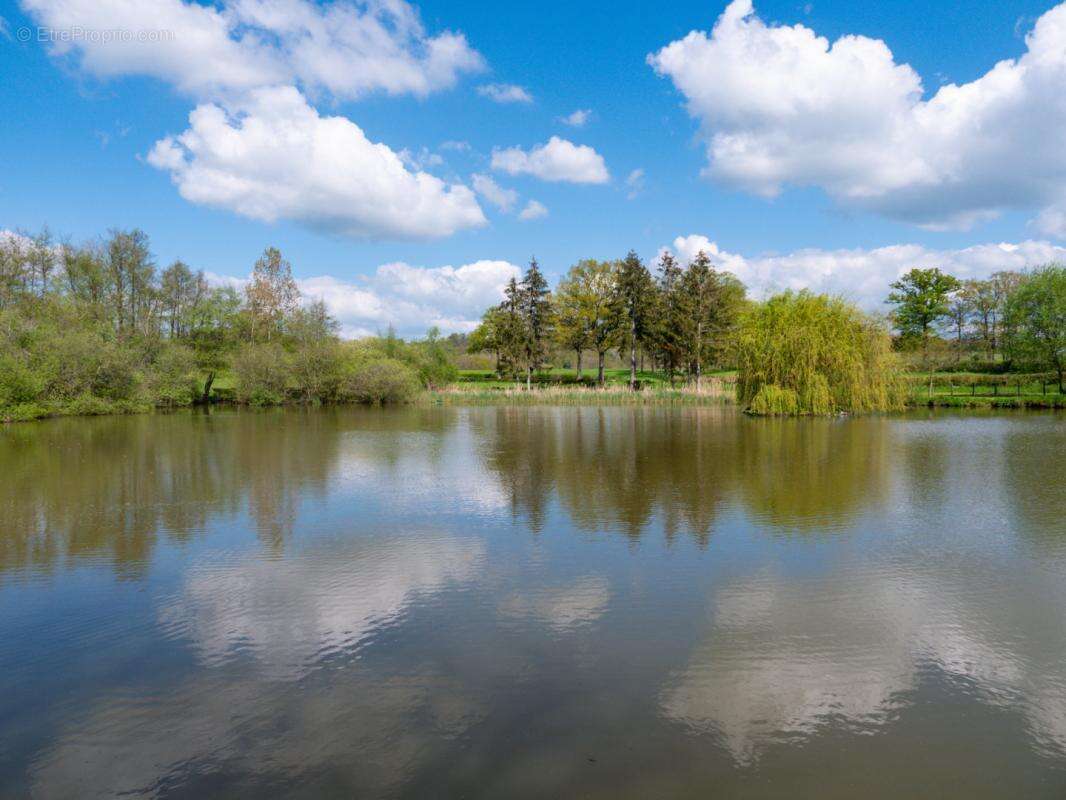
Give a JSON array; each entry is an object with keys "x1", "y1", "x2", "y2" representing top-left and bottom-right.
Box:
[
  {"x1": 21, "y1": 0, "x2": 484, "y2": 101},
  {"x1": 471, "y1": 173, "x2": 518, "y2": 213},
  {"x1": 491, "y1": 136, "x2": 609, "y2": 184},
  {"x1": 518, "y1": 199, "x2": 548, "y2": 221},
  {"x1": 560, "y1": 108, "x2": 591, "y2": 127},
  {"x1": 648, "y1": 0, "x2": 1066, "y2": 233},
  {"x1": 625, "y1": 168, "x2": 645, "y2": 199},
  {"x1": 664, "y1": 234, "x2": 1066, "y2": 308},
  {"x1": 477, "y1": 82, "x2": 533, "y2": 103},
  {"x1": 147, "y1": 85, "x2": 486, "y2": 240},
  {"x1": 1033, "y1": 206, "x2": 1066, "y2": 238},
  {"x1": 296, "y1": 258, "x2": 521, "y2": 338}
]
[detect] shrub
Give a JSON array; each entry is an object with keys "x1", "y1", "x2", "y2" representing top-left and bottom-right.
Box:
[
  {"x1": 737, "y1": 291, "x2": 906, "y2": 415},
  {"x1": 233, "y1": 342, "x2": 289, "y2": 406},
  {"x1": 145, "y1": 344, "x2": 200, "y2": 407},
  {"x1": 339, "y1": 358, "x2": 420, "y2": 404},
  {"x1": 0, "y1": 355, "x2": 43, "y2": 407},
  {"x1": 289, "y1": 341, "x2": 343, "y2": 403}
]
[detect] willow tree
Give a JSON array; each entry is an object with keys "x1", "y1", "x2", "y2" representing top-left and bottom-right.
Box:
[{"x1": 736, "y1": 291, "x2": 905, "y2": 416}]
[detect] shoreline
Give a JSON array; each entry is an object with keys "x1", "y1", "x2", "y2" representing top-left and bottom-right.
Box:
[{"x1": 4, "y1": 386, "x2": 1064, "y2": 424}]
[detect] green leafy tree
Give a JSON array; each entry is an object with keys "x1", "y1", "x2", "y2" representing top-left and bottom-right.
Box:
[
  {"x1": 554, "y1": 259, "x2": 618, "y2": 382},
  {"x1": 737, "y1": 291, "x2": 905, "y2": 415},
  {"x1": 612, "y1": 250, "x2": 657, "y2": 390},
  {"x1": 1004, "y1": 265, "x2": 1066, "y2": 391},
  {"x1": 887, "y1": 267, "x2": 960, "y2": 393},
  {"x1": 188, "y1": 286, "x2": 241, "y2": 402}
]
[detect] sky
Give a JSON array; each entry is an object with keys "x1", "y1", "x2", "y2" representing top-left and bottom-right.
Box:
[{"x1": 3, "y1": 0, "x2": 1066, "y2": 336}]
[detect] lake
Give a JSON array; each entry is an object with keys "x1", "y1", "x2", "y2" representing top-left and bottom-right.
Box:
[{"x1": 1, "y1": 406, "x2": 1064, "y2": 798}]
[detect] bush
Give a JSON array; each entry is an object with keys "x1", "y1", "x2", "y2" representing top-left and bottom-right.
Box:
[
  {"x1": 289, "y1": 341, "x2": 343, "y2": 403},
  {"x1": 233, "y1": 342, "x2": 289, "y2": 406},
  {"x1": 737, "y1": 291, "x2": 906, "y2": 415},
  {"x1": 339, "y1": 358, "x2": 420, "y2": 404},
  {"x1": 145, "y1": 344, "x2": 200, "y2": 407},
  {"x1": 0, "y1": 355, "x2": 43, "y2": 407}
]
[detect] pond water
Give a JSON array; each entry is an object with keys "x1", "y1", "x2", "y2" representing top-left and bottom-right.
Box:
[{"x1": 1, "y1": 406, "x2": 1064, "y2": 798}]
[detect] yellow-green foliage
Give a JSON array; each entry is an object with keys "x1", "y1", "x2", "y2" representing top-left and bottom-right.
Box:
[{"x1": 736, "y1": 291, "x2": 906, "y2": 415}]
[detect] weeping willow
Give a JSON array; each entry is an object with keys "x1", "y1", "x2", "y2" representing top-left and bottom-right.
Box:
[{"x1": 736, "y1": 291, "x2": 906, "y2": 416}]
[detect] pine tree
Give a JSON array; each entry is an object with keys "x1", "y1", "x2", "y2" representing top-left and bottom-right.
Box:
[
  {"x1": 612, "y1": 250, "x2": 657, "y2": 390},
  {"x1": 518, "y1": 258, "x2": 553, "y2": 390},
  {"x1": 653, "y1": 252, "x2": 685, "y2": 385}
]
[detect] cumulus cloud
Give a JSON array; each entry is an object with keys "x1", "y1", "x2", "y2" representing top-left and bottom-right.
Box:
[
  {"x1": 663, "y1": 234, "x2": 1066, "y2": 308},
  {"x1": 477, "y1": 82, "x2": 533, "y2": 103},
  {"x1": 471, "y1": 173, "x2": 518, "y2": 213},
  {"x1": 491, "y1": 136, "x2": 609, "y2": 184},
  {"x1": 560, "y1": 108, "x2": 591, "y2": 127},
  {"x1": 518, "y1": 199, "x2": 548, "y2": 221},
  {"x1": 648, "y1": 0, "x2": 1066, "y2": 232},
  {"x1": 21, "y1": 0, "x2": 484, "y2": 101},
  {"x1": 291, "y1": 258, "x2": 521, "y2": 338},
  {"x1": 147, "y1": 85, "x2": 486, "y2": 240}
]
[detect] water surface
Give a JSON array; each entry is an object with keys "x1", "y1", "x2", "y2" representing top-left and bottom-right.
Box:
[{"x1": 1, "y1": 406, "x2": 1064, "y2": 798}]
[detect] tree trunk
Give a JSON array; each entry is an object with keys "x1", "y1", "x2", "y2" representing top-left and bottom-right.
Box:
[
  {"x1": 575, "y1": 349, "x2": 583, "y2": 382},
  {"x1": 629, "y1": 318, "x2": 638, "y2": 391},
  {"x1": 695, "y1": 320, "x2": 703, "y2": 390},
  {"x1": 526, "y1": 364, "x2": 532, "y2": 391},
  {"x1": 598, "y1": 351, "x2": 605, "y2": 386},
  {"x1": 201, "y1": 371, "x2": 215, "y2": 405}
]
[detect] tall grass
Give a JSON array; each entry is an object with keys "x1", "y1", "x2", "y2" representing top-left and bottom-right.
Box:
[{"x1": 428, "y1": 378, "x2": 735, "y2": 406}]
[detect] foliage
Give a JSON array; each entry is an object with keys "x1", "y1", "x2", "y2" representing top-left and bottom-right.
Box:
[
  {"x1": 144, "y1": 344, "x2": 200, "y2": 406},
  {"x1": 233, "y1": 342, "x2": 290, "y2": 406},
  {"x1": 886, "y1": 267, "x2": 961, "y2": 354},
  {"x1": 612, "y1": 250, "x2": 658, "y2": 388},
  {"x1": 737, "y1": 291, "x2": 906, "y2": 415},
  {"x1": 339, "y1": 358, "x2": 420, "y2": 404},
  {"x1": 1004, "y1": 264, "x2": 1066, "y2": 390}
]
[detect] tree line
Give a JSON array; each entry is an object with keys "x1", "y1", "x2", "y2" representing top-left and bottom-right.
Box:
[
  {"x1": 886, "y1": 265, "x2": 1065, "y2": 392},
  {"x1": 468, "y1": 251, "x2": 747, "y2": 390},
  {"x1": 0, "y1": 227, "x2": 456, "y2": 420},
  {"x1": 469, "y1": 253, "x2": 1065, "y2": 407}
]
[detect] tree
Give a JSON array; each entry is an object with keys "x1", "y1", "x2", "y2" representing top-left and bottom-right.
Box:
[
  {"x1": 886, "y1": 267, "x2": 960, "y2": 393},
  {"x1": 468, "y1": 307, "x2": 508, "y2": 375},
  {"x1": 554, "y1": 259, "x2": 620, "y2": 382},
  {"x1": 612, "y1": 250, "x2": 657, "y2": 390},
  {"x1": 652, "y1": 252, "x2": 686, "y2": 385},
  {"x1": 518, "y1": 258, "x2": 553, "y2": 390},
  {"x1": 677, "y1": 251, "x2": 746, "y2": 388},
  {"x1": 961, "y1": 279, "x2": 997, "y2": 359},
  {"x1": 992, "y1": 270, "x2": 1025, "y2": 366},
  {"x1": 105, "y1": 229, "x2": 155, "y2": 336},
  {"x1": 246, "y1": 246, "x2": 299, "y2": 342},
  {"x1": 188, "y1": 286, "x2": 241, "y2": 402},
  {"x1": 1004, "y1": 265, "x2": 1066, "y2": 392},
  {"x1": 495, "y1": 277, "x2": 527, "y2": 382},
  {"x1": 737, "y1": 291, "x2": 905, "y2": 415},
  {"x1": 945, "y1": 290, "x2": 973, "y2": 363},
  {"x1": 160, "y1": 260, "x2": 206, "y2": 339}
]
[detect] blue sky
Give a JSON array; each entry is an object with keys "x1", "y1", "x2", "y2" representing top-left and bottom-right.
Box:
[{"x1": 3, "y1": 0, "x2": 1066, "y2": 334}]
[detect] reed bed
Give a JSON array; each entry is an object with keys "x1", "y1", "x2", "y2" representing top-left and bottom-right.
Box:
[{"x1": 426, "y1": 378, "x2": 735, "y2": 406}]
